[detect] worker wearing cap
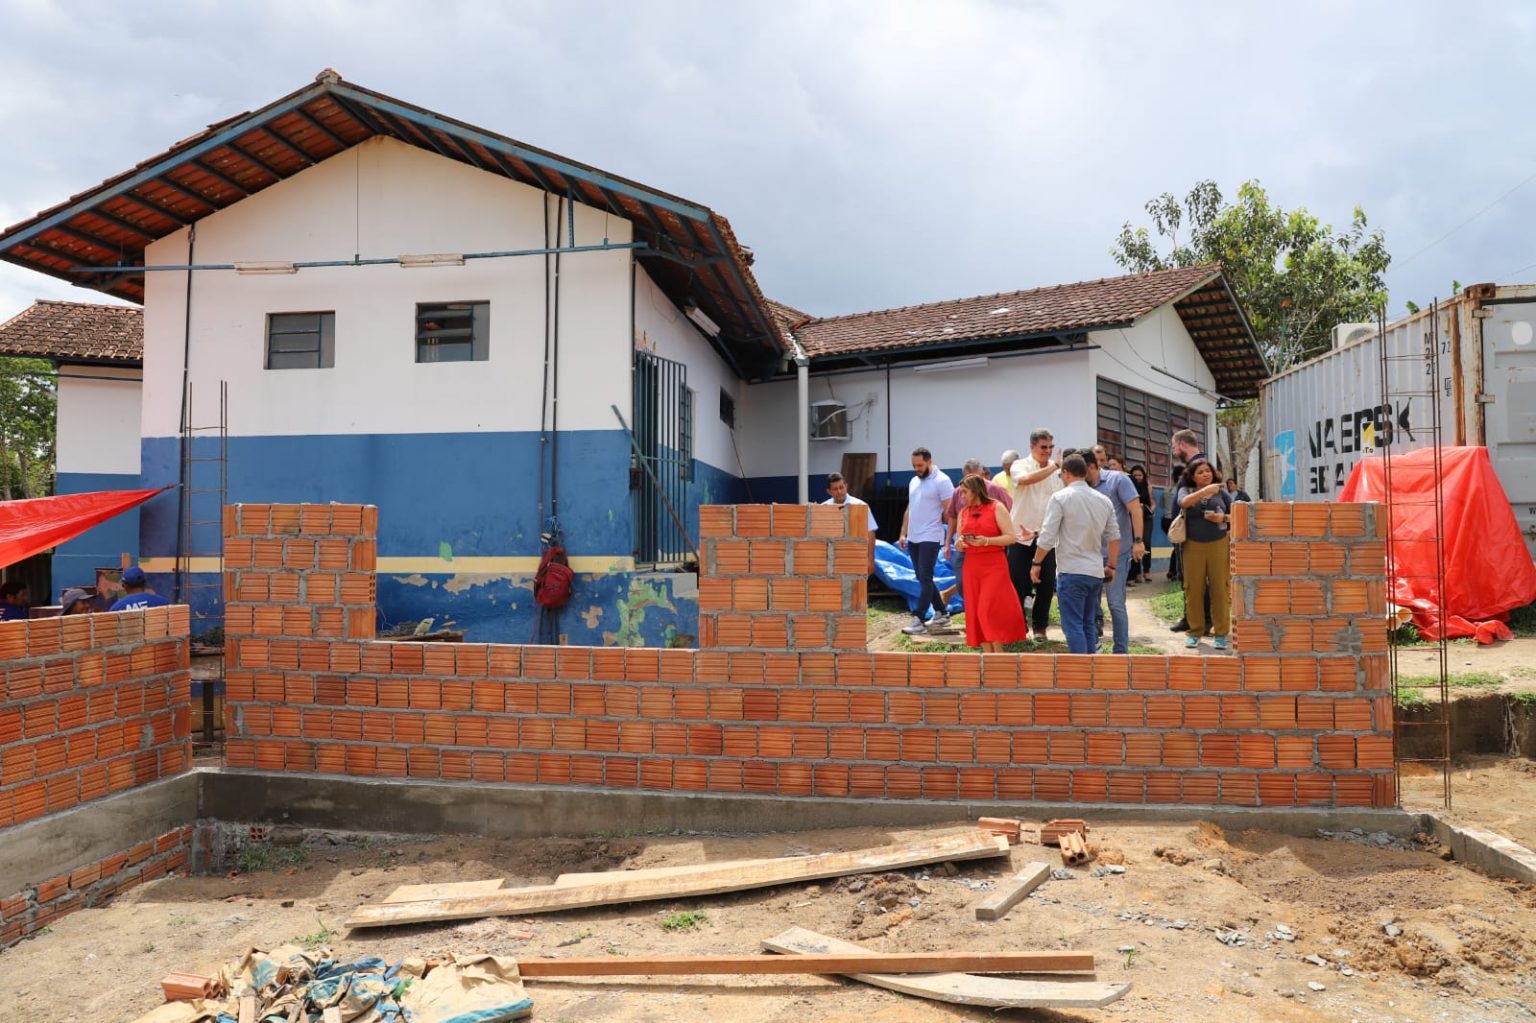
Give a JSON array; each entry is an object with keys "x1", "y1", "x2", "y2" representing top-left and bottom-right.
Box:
[{"x1": 109, "y1": 566, "x2": 171, "y2": 611}]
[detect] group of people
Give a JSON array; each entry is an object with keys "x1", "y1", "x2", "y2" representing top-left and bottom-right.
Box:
[
  {"x1": 872, "y1": 427, "x2": 1241, "y2": 655},
  {"x1": 0, "y1": 565, "x2": 170, "y2": 621}
]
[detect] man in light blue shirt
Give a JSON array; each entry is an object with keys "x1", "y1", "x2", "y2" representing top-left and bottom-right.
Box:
[
  {"x1": 1079, "y1": 449, "x2": 1145, "y2": 654},
  {"x1": 1031, "y1": 453, "x2": 1120, "y2": 654},
  {"x1": 898, "y1": 447, "x2": 955, "y2": 635}
]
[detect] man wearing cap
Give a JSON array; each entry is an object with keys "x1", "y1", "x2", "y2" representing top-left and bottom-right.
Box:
[{"x1": 110, "y1": 567, "x2": 171, "y2": 611}]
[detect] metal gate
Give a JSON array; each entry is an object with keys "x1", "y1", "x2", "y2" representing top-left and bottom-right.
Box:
[
  {"x1": 632, "y1": 351, "x2": 693, "y2": 566},
  {"x1": 1480, "y1": 300, "x2": 1536, "y2": 550}
]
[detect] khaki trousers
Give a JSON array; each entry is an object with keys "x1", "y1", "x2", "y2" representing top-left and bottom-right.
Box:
[{"x1": 1182, "y1": 535, "x2": 1231, "y2": 638}]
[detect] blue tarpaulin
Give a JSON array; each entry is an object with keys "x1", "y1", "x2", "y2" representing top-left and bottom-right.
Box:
[{"x1": 873, "y1": 540, "x2": 964, "y2": 616}]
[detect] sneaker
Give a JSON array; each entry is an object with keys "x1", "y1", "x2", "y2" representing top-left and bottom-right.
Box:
[
  {"x1": 1170, "y1": 619, "x2": 1189, "y2": 633},
  {"x1": 1214, "y1": 636, "x2": 1229, "y2": 651},
  {"x1": 1023, "y1": 595, "x2": 1035, "y2": 612},
  {"x1": 929, "y1": 613, "x2": 951, "y2": 630},
  {"x1": 1184, "y1": 635, "x2": 1200, "y2": 648},
  {"x1": 902, "y1": 618, "x2": 928, "y2": 636}
]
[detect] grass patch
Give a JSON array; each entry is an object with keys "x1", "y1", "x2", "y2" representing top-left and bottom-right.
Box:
[
  {"x1": 290, "y1": 919, "x2": 335, "y2": 950},
  {"x1": 1395, "y1": 687, "x2": 1432, "y2": 710},
  {"x1": 660, "y1": 909, "x2": 706, "y2": 932},
  {"x1": 235, "y1": 844, "x2": 308, "y2": 873},
  {"x1": 1396, "y1": 671, "x2": 1507, "y2": 707},
  {"x1": 1507, "y1": 601, "x2": 1536, "y2": 638},
  {"x1": 1147, "y1": 588, "x2": 1185, "y2": 623},
  {"x1": 1511, "y1": 691, "x2": 1536, "y2": 708}
]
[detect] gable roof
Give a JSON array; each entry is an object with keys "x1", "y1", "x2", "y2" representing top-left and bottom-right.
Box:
[
  {"x1": 0, "y1": 300, "x2": 143, "y2": 365},
  {"x1": 0, "y1": 70, "x2": 788, "y2": 380},
  {"x1": 790, "y1": 264, "x2": 1268, "y2": 397}
]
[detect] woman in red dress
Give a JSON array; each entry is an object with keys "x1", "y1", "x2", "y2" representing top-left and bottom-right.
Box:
[{"x1": 955, "y1": 475, "x2": 1028, "y2": 651}]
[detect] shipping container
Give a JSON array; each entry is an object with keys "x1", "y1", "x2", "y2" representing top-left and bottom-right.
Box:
[{"x1": 1260, "y1": 283, "x2": 1536, "y2": 557}]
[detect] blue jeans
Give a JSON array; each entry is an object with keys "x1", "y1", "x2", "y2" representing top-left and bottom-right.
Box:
[
  {"x1": 908, "y1": 541, "x2": 946, "y2": 617},
  {"x1": 1057, "y1": 573, "x2": 1103, "y2": 654},
  {"x1": 1094, "y1": 548, "x2": 1132, "y2": 653}
]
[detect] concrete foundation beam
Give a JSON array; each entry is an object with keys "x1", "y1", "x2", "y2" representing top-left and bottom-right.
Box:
[{"x1": 1420, "y1": 812, "x2": 1536, "y2": 885}]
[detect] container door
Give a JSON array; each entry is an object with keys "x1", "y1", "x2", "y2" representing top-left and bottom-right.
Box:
[{"x1": 1480, "y1": 302, "x2": 1536, "y2": 558}]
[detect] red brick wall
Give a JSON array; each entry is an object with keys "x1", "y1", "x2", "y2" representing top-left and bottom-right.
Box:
[
  {"x1": 0, "y1": 606, "x2": 192, "y2": 829},
  {"x1": 0, "y1": 825, "x2": 191, "y2": 948},
  {"x1": 221, "y1": 501, "x2": 1394, "y2": 808}
]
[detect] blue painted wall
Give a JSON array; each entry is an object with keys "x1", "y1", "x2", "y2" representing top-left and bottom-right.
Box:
[
  {"x1": 138, "y1": 429, "x2": 725, "y2": 646},
  {"x1": 53, "y1": 470, "x2": 143, "y2": 600}
]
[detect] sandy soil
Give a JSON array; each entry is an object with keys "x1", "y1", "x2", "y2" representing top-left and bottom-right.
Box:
[
  {"x1": 4, "y1": 819, "x2": 1535, "y2": 1023},
  {"x1": 1403, "y1": 755, "x2": 1536, "y2": 851}
]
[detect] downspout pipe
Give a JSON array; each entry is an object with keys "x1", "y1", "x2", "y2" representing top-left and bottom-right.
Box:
[{"x1": 787, "y1": 331, "x2": 811, "y2": 504}]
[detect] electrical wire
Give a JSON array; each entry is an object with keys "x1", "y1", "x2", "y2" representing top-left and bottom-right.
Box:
[{"x1": 1396, "y1": 165, "x2": 1536, "y2": 269}]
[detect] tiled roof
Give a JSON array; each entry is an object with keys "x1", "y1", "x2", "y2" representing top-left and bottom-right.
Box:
[
  {"x1": 793, "y1": 264, "x2": 1223, "y2": 357},
  {"x1": 0, "y1": 300, "x2": 143, "y2": 364}
]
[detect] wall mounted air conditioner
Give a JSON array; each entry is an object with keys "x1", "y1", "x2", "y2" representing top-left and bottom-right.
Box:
[
  {"x1": 1331, "y1": 322, "x2": 1376, "y2": 349},
  {"x1": 809, "y1": 400, "x2": 849, "y2": 441}
]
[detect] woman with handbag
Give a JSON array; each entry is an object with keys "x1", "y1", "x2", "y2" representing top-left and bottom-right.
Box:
[{"x1": 1175, "y1": 460, "x2": 1233, "y2": 650}]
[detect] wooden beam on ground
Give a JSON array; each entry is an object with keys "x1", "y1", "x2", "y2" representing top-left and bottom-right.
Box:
[
  {"x1": 383, "y1": 878, "x2": 506, "y2": 904},
  {"x1": 517, "y1": 949, "x2": 1094, "y2": 978},
  {"x1": 553, "y1": 858, "x2": 778, "y2": 886},
  {"x1": 345, "y1": 830, "x2": 1010, "y2": 930},
  {"x1": 238, "y1": 996, "x2": 256, "y2": 1023},
  {"x1": 762, "y1": 927, "x2": 1128, "y2": 1009},
  {"x1": 974, "y1": 861, "x2": 1051, "y2": 921}
]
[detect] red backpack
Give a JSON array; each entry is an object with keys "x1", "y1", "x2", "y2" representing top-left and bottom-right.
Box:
[{"x1": 534, "y1": 545, "x2": 574, "y2": 609}]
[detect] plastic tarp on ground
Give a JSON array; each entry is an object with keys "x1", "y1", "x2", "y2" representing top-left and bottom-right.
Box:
[
  {"x1": 873, "y1": 540, "x2": 964, "y2": 615},
  {"x1": 1339, "y1": 446, "x2": 1536, "y2": 641},
  {"x1": 0, "y1": 487, "x2": 171, "y2": 569}
]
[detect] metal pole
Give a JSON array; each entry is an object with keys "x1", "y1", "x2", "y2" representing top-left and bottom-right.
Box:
[{"x1": 789, "y1": 332, "x2": 811, "y2": 504}]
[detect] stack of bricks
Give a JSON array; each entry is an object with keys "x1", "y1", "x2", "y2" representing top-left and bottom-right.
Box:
[
  {"x1": 0, "y1": 825, "x2": 192, "y2": 947},
  {"x1": 697, "y1": 504, "x2": 867, "y2": 651},
  {"x1": 221, "y1": 500, "x2": 1396, "y2": 808},
  {"x1": 0, "y1": 606, "x2": 191, "y2": 829},
  {"x1": 1228, "y1": 501, "x2": 1395, "y2": 807}
]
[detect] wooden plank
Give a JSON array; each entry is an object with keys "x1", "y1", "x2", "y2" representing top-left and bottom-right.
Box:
[
  {"x1": 346, "y1": 830, "x2": 1010, "y2": 929},
  {"x1": 554, "y1": 858, "x2": 778, "y2": 886},
  {"x1": 383, "y1": 878, "x2": 506, "y2": 904},
  {"x1": 974, "y1": 861, "x2": 1051, "y2": 921},
  {"x1": 517, "y1": 950, "x2": 1094, "y2": 977},
  {"x1": 762, "y1": 927, "x2": 1130, "y2": 1010},
  {"x1": 238, "y1": 996, "x2": 256, "y2": 1023}
]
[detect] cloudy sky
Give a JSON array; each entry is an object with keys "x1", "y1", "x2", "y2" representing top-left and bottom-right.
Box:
[{"x1": 2, "y1": 0, "x2": 1534, "y2": 324}]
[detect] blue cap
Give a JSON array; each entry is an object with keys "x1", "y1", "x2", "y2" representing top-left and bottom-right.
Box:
[{"x1": 122, "y1": 566, "x2": 146, "y2": 586}]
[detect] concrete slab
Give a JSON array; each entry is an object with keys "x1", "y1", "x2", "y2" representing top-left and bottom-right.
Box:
[
  {"x1": 0, "y1": 773, "x2": 198, "y2": 896},
  {"x1": 198, "y1": 769, "x2": 1421, "y2": 842},
  {"x1": 1420, "y1": 811, "x2": 1536, "y2": 885}
]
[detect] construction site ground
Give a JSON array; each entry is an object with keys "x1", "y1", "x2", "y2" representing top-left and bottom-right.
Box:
[{"x1": 5, "y1": 816, "x2": 1536, "y2": 1023}]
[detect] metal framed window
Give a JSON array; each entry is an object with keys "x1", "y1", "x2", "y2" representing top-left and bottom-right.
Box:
[
  {"x1": 265, "y1": 312, "x2": 335, "y2": 369},
  {"x1": 1095, "y1": 377, "x2": 1207, "y2": 486},
  {"x1": 719, "y1": 388, "x2": 736, "y2": 428},
  {"x1": 415, "y1": 301, "x2": 489, "y2": 363},
  {"x1": 632, "y1": 351, "x2": 692, "y2": 566}
]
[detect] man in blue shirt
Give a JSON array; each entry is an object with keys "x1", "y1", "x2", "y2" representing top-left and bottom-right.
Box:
[
  {"x1": 1079, "y1": 449, "x2": 1144, "y2": 654},
  {"x1": 898, "y1": 446, "x2": 955, "y2": 635},
  {"x1": 109, "y1": 566, "x2": 171, "y2": 611},
  {"x1": 0, "y1": 580, "x2": 29, "y2": 620}
]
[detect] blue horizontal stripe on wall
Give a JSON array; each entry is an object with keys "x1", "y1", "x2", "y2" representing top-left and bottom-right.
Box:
[{"x1": 54, "y1": 471, "x2": 143, "y2": 597}]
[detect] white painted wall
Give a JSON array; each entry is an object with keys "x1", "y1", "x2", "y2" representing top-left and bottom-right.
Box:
[
  {"x1": 142, "y1": 137, "x2": 634, "y2": 439},
  {"x1": 1088, "y1": 303, "x2": 1218, "y2": 418},
  {"x1": 737, "y1": 348, "x2": 1096, "y2": 481},
  {"x1": 57, "y1": 365, "x2": 142, "y2": 475},
  {"x1": 632, "y1": 264, "x2": 741, "y2": 474}
]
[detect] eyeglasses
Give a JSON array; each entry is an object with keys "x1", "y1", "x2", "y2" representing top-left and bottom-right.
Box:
[{"x1": 1037, "y1": 444, "x2": 1054, "y2": 450}]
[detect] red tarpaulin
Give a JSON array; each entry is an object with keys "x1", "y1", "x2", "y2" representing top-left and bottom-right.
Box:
[
  {"x1": 1339, "y1": 447, "x2": 1536, "y2": 641},
  {"x1": 0, "y1": 487, "x2": 172, "y2": 569}
]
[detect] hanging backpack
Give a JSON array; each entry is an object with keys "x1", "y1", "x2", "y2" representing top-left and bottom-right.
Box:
[{"x1": 534, "y1": 545, "x2": 574, "y2": 609}]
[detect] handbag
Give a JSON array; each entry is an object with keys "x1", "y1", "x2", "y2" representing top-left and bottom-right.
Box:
[{"x1": 1166, "y1": 513, "x2": 1187, "y2": 544}]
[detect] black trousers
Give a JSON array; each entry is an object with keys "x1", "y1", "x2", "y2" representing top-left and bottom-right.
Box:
[{"x1": 1007, "y1": 540, "x2": 1056, "y2": 634}]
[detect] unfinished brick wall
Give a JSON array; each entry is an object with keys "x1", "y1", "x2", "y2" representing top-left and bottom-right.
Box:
[
  {"x1": 0, "y1": 825, "x2": 192, "y2": 948},
  {"x1": 221, "y1": 501, "x2": 1395, "y2": 808},
  {"x1": 0, "y1": 607, "x2": 192, "y2": 828}
]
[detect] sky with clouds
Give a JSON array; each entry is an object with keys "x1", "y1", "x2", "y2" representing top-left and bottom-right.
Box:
[{"x1": 3, "y1": 0, "x2": 1535, "y2": 325}]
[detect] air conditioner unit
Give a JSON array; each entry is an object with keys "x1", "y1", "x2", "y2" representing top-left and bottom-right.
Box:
[
  {"x1": 809, "y1": 400, "x2": 849, "y2": 441},
  {"x1": 1332, "y1": 322, "x2": 1376, "y2": 349}
]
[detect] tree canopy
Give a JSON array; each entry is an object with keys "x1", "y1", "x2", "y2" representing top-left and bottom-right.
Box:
[
  {"x1": 0, "y1": 357, "x2": 57, "y2": 500},
  {"x1": 1110, "y1": 179, "x2": 1391, "y2": 370}
]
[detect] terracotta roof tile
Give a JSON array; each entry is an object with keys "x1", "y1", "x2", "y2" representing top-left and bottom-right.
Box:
[
  {"x1": 793, "y1": 264, "x2": 1222, "y2": 358},
  {"x1": 0, "y1": 300, "x2": 143, "y2": 364}
]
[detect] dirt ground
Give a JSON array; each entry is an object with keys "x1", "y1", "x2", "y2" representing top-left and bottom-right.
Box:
[
  {"x1": 1403, "y1": 755, "x2": 1536, "y2": 851},
  {"x1": 5, "y1": 819, "x2": 1536, "y2": 1023}
]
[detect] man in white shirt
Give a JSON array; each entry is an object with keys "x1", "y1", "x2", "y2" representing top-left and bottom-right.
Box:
[
  {"x1": 823, "y1": 471, "x2": 878, "y2": 575},
  {"x1": 1032, "y1": 452, "x2": 1120, "y2": 654},
  {"x1": 1008, "y1": 428, "x2": 1063, "y2": 640},
  {"x1": 898, "y1": 447, "x2": 955, "y2": 635}
]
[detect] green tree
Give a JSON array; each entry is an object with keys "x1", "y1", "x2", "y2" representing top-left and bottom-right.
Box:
[
  {"x1": 1111, "y1": 180, "x2": 1391, "y2": 486},
  {"x1": 1111, "y1": 179, "x2": 1391, "y2": 369},
  {"x1": 0, "y1": 357, "x2": 57, "y2": 499}
]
